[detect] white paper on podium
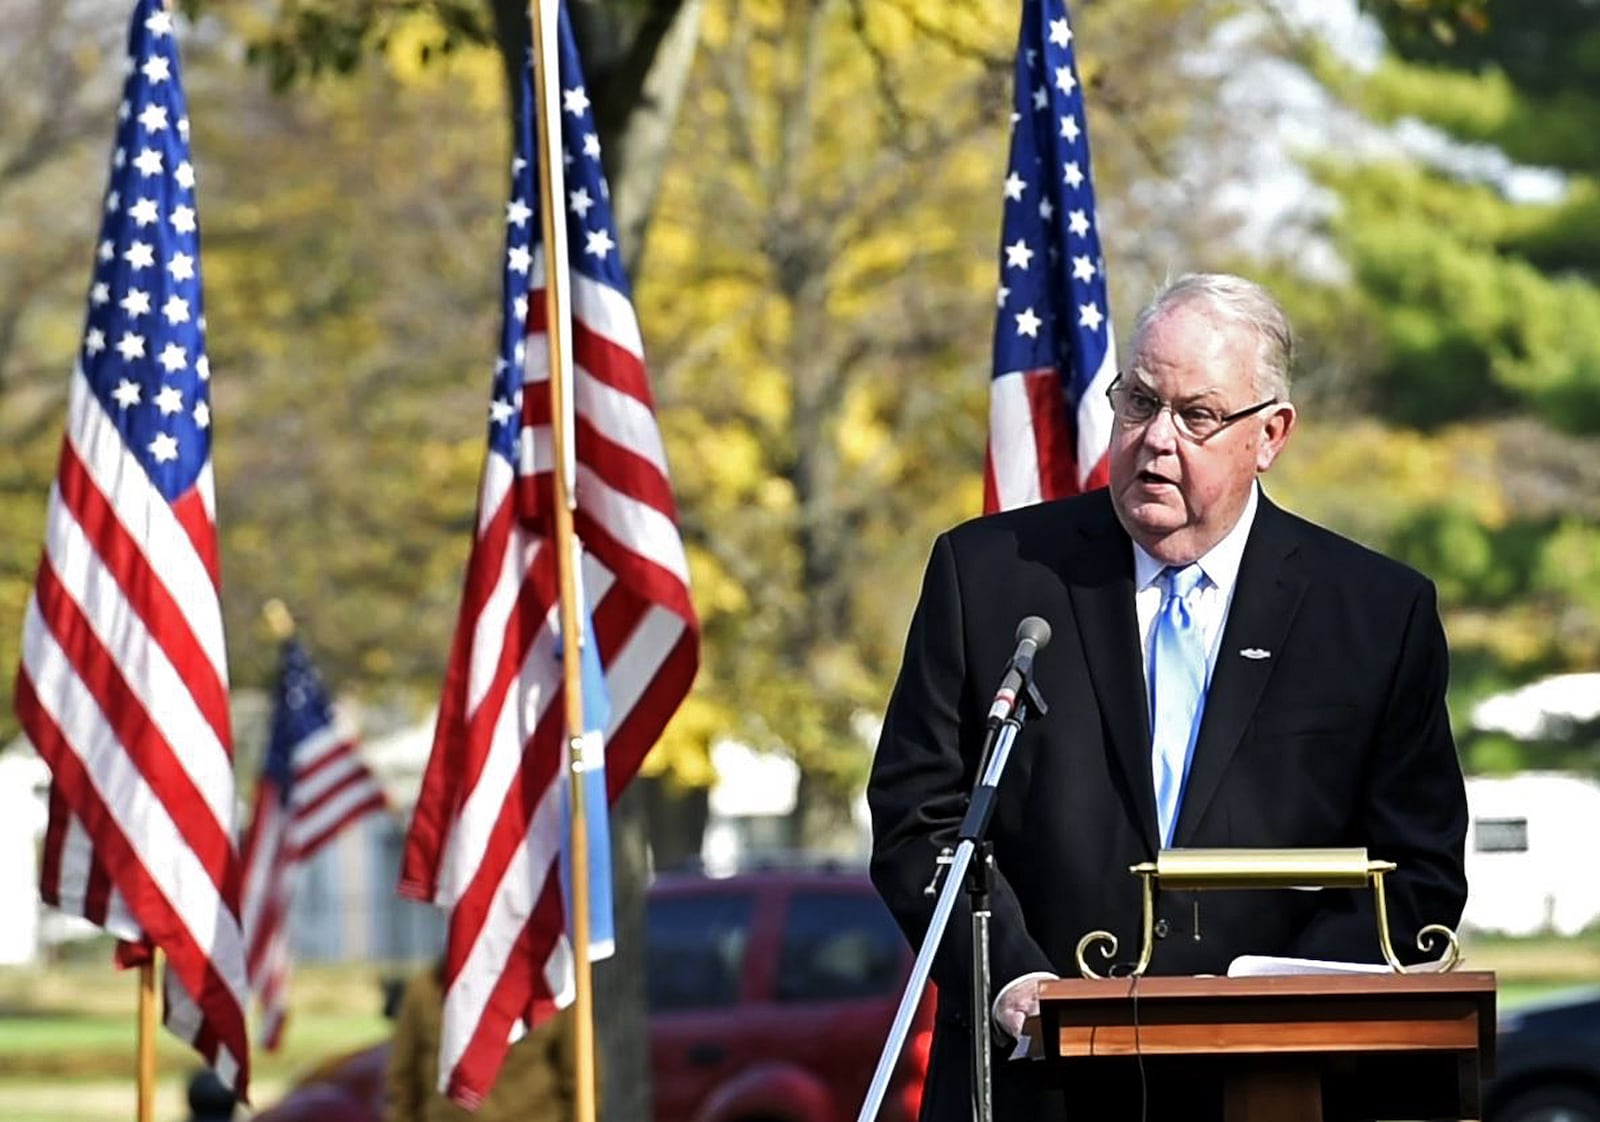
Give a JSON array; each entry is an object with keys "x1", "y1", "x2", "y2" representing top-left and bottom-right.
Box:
[{"x1": 1227, "y1": 954, "x2": 1447, "y2": 977}]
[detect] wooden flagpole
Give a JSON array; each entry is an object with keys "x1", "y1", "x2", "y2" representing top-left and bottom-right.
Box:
[
  {"x1": 137, "y1": 953, "x2": 158, "y2": 1122},
  {"x1": 527, "y1": 4, "x2": 599, "y2": 1122}
]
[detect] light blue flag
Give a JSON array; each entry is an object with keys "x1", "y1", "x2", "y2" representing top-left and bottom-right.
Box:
[{"x1": 558, "y1": 609, "x2": 615, "y2": 961}]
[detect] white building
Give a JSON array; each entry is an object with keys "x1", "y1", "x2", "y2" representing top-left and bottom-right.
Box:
[
  {"x1": 1463, "y1": 772, "x2": 1600, "y2": 937},
  {"x1": 0, "y1": 746, "x2": 49, "y2": 964}
]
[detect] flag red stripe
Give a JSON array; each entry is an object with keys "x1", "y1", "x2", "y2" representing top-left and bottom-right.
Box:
[
  {"x1": 398, "y1": 499, "x2": 520, "y2": 901},
  {"x1": 291, "y1": 792, "x2": 387, "y2": 860},
  {"x1": 515, "y1": 416, "x2": 677, "y2": 517},
  {"x1": 31, "y1": 564, "x2": 235, "y2": 889},
  {"x1": 448, "y1": 544, "x2": 560, "y2": 838},
  {"x1": 602, "y1": 625, "x2": 698, "y2": 799},
  {"x1": 574, "y1": 507, "x2": 695, "y2": 622},
  {"x1": 170, "y1": 487, "x2": 221, "y2": 590},
  {"x1": 237, "y1": 785, "x2": 279, "y2": 879},
  {"x1": 442, "y1": 859, "x2": 565, "y2": 1107},
  {"x1": 38, "y1": 784, "x2": 69, "y2": 908},
  {"x1": 246, "y1": 889, "x2": 287, "y2": 980},
  {"x1": 436, "y1": 509, "x2": 545, "y2": 819},
  {"x1": 1081, "y1": 453, "x2": 1110, "y2": 492},
  {"x1": 292, "y1": 762, "x2": 380, "y2": 823},
  {"x1": 527, "y1": 301, "x2": 654, "y2": 407},
  {"x1": 56, "y1": 441, "x2": 230, "y2": 742},
  {"x1": 441, "y1": 702, "x2": 567, "y2": 968},
  {"x1": 1023, "y1": 367, "x2": 1080, "y2": 500},
  {"x1": 294, "y1": 737, "x2": 360, "y2": 782}
]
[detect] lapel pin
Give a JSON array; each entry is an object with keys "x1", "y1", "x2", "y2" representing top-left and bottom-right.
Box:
[{"x1": 1239, "y1": 648, "x2": 1271, "y2": 660}]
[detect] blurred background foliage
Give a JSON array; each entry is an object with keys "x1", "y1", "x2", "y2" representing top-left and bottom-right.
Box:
[{"x1": 2, "y1": 0, "x2": 1598, "y2": 832}]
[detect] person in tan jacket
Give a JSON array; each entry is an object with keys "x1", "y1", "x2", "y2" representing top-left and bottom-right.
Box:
[{"x1": 387, "y1": 961, "x2": 577, "y2": 1122}]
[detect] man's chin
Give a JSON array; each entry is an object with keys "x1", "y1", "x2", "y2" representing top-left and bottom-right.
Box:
[{"x1": 1116, "y1": 498, "x2": 1185, "y2": 537}]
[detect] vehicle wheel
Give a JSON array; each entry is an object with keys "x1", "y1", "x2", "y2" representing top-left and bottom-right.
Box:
[{"x1": 1493, "y1": 1084, "x2": 1600, "y2": 1122}]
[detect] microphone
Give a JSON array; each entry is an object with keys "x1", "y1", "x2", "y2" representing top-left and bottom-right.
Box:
[{"x1": 985, "y1": 616, "x2": 1052, "y2": 726}]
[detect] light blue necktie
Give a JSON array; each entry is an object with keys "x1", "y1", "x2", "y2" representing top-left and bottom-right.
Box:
[{"x1": 1151, "y1": 564, "x2": 1208, "y2": 847}]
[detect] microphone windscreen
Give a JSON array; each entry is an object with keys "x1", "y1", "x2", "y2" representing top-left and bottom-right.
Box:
[{"x1": 1016, "y1": 615, "x2": 1051, "y2": 650}]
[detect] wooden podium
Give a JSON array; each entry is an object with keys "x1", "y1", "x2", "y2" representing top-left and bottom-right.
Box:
[{"x1": 1034, "y1": 971, "x2": 1497, "y2": 1122}]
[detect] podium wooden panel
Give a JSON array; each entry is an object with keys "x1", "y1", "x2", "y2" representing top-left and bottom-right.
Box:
[{"x1": 1036, "y1": 971, "x2": 1496, "y2": 1121}]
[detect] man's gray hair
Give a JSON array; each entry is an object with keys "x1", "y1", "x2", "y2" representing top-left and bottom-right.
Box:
[{"x1": 1129, "y1": 273, "x2": 1294, "y2": 402}]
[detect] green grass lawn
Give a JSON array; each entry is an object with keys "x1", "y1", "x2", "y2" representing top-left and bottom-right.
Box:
[
  {"x1": 2, "y1": 934, "x2": 1596, "y2": 1121},
  {"x1": 0, "y1": 960, "x2": 395, "y2": 1121}
]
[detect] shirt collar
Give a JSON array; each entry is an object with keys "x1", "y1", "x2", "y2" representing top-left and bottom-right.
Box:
[{"x1": 1132, "y1": 482, "x2": 1260, "y2": 595}]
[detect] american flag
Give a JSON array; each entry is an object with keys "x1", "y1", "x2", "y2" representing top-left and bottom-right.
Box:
[
  {"x1": 239, "y1": 636, "x2": 387, "y2": 1050},
  {"x1": 13, "y1": 0, "x2": 250, "y2": 1096},
  {"x1": 398, "y1": 9, "x2": 699, "y2": 1108},
  {"x1": 985, "y1": 0, "x2": 1116, "y2": 513}
]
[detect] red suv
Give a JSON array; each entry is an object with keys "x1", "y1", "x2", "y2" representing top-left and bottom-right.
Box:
[
  {"x1": 647, "y1": 867, "x2": 933, "y2": 1122},
  {"x1": 255, "y1": 866, "x2": 933, "y2": 1122}
]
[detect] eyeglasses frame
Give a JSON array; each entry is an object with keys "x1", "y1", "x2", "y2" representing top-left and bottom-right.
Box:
[{"x1": 1105, "y1": 374, "x2": 1280, "y2": 443}]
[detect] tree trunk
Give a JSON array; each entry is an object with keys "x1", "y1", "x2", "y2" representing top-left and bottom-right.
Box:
[
  {"x1": 639, "y1": 775, "x2": 710, "y2": 871},
  {"x1": 488, "y1": 0, "x2": 702, "y2": 274},
  {"x1": 793, "y1": 768, "x2": 862, "y2": 858},
  {"x1": 595, "y1": 779, "x2": 653, "y2": 1122}
]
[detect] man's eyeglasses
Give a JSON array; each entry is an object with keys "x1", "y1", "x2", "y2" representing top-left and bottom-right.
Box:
[{"x1": 1105, "y1": 375, "x2": 1278, "y2": 442}]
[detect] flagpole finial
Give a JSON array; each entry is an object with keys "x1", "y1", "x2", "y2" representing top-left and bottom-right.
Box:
[{"x1": 262, "y1": 599, "x2": 295, "y2": 640}]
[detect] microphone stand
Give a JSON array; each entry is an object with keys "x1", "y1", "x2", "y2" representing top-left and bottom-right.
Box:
[{"x1": 856, "y1": 670, "x2": 1048, "y2": 1122}]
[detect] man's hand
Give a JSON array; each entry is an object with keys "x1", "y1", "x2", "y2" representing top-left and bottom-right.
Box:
[{"x1": 992, "y1": 972, "x2": 1056, "y2": 1040}]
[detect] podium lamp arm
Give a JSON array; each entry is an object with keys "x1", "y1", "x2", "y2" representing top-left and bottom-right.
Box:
[
  {"x1": 1371, "y1": 864, "x2": 1462, "y2": 974},
  {"x1": 1076, "y1": 862, "x2": 1157, "y2": 980}
]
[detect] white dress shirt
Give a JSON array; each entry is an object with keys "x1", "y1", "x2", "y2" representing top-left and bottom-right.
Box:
[{"x1": 1132, "y1": 481, "x2": 1260, "y2": 694}]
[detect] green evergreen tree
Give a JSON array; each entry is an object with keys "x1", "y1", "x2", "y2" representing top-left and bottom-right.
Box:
[{"x1": 1271, "y1": 2, "x2": 1600, "y2": 771}]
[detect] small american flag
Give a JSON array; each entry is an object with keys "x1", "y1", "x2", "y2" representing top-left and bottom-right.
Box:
[
  {"x1": 239, "y1": 636, "x2": 387, "y2": 1050},
  {"x1": 14, "y1": 0, "x2": 250, "y2": 1095},
  {"x1": 985, "y1": 0, "x2": 1116, "y2": 513},
  {"x1": 398, "y1": 8, "x2": 699, "y2": 1108}
]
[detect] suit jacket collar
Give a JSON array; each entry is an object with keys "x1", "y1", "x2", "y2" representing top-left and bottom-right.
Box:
[
  {"x1": 1061, "y1": 494, "x2": 1158, "y2": 849},
  {"x1": 1060, "y1": 491, "x2": 1308, "y2": 853}
]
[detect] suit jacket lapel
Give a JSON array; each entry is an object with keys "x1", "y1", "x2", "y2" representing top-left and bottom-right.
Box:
[
  {"x1": 1062, "y1": 498, "x2": 1159, "y2": 851},
  {"x1": 1173, "y1": 496, "x2": 1308, "y2": 847}
]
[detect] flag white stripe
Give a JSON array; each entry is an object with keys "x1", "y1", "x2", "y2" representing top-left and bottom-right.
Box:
[
  {"x1": 68, "y1": 386, "x2": 228, "y2": 673},
  {"x1": 23, "y1": 600, "x2": 248, "y2": 1013},
  {"x1": 1075, "y1": 335, "x2": 1117, "y2": 489},
  {"x1": 438, "y1": 763, "x2": 567, "y2": 1082},
  {"x1": 532, "y1": 255, "x2": 645, "y2": 360},
  {"x1": 42, "y1": 506, "x2": 233, "y2": 824},
  {"x1": 465, "y1": 523, "x2": 544, "y2": 718},
  {"x1": 475, "y1": 458, "x2": 515, "y2": 538},
  {"x1": 595, "y1": 604, "x2": 685, "y2": 736},
  {"x1": 988, "y1": 371, "x2": 1044, "y2": 511},
  {"x1": 239, "y1": 801, "x2": 286, "y2": 944},
  {"x1": 287, "y1": 777, "x2": 385, "y2": 853},
  {"x1": 439, "y1": 596, "x2": 562, "y2": 905},
  {"x1": 523, "y1": 361, "x2": 670, "y2": 478},
  {"x1": 289, "y1": 725, "x2": 352, "y2": 775},
  {"x1": 574, "y1": 462, "x2": 690, "y2": 581},
  {"x1": 162, "y1": 967, "x2": 242, "y2": 1088},
  {"x1": 51, "y1": 813, "x2": 143, "y2": 941},
  {"x1": 290, "y1": 744, "x2": 371, "y2": 808},
  {"x1": 575, "y1": 362, "x2": 668, "y2": 471}
]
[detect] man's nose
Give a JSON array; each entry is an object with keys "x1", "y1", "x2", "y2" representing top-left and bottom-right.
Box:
[{"x1": 1141, "y1": 403, "x2": 1182, "y2": 449}]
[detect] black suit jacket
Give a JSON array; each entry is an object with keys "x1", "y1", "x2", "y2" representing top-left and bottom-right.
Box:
[{"x1": 867, "y1": 489, "x2": 1467, "y2": 1122}]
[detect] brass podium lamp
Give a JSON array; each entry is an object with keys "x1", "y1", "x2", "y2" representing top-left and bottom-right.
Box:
[{"x1": 1074, "y1": 847, "x2": 1462, "y2": 979}]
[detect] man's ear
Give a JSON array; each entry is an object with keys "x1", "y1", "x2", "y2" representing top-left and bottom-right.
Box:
[{"x1": 1256, "y1": 403, "x2": 1297, "y2": 472}]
